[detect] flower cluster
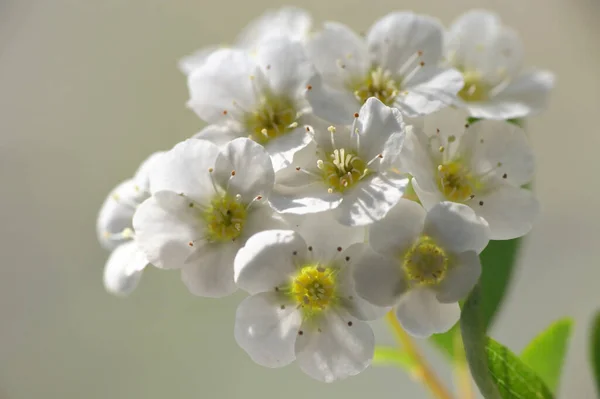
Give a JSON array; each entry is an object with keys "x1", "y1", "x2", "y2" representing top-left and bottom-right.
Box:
[{"x1": 96, "y1": 7, "x2": 553, "y2": 382}]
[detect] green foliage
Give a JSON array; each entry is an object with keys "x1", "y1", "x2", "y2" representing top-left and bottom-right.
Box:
[
  {"x1": 591, "y1": 311, "x2": 600, "y2": 396},
  {"x1": 461, "y1": 283, "x2": 554, "y2": 399},
  {"x1": 431, "y1": 239, "x2": 521, "y2": 359},
  {"x1": 372, "y1": 347, "x2": 416, "y2": 370},
  {"x1": 521, "y1": 318, "x2": 573, "y2": 393}
]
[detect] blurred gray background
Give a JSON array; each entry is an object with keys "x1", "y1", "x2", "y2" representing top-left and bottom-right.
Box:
[{"x1": 1, "y1": 0, "x2": 599, "y2": 398}]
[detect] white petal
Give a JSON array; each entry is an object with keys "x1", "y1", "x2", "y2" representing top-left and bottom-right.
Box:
[
  {"x1": 236, "y1": 7, "x2": 312, "y2": 49},
  {"x1": 234, "y1": 230, "x2": 307, "y2": 295},
  {"x1": 472, "y1": 185, "x2": 539, "y2": 240},
  {"x1": 411, "y1": 177, "x2": 445, "y2": 210},
  {"x1": 192, "y1": 123, "x2": 242, "y2": 147},
  {"x1": 477, "y1": 27, "x2": 524, "y2": 85},
  {"x1": 336, "y1": 244, "x2": 391, "y2": 320},
  {"x1": 96, "y1": 179, "x2": 139, "y2": 250},
  {"x1": 356, "y1": 98, "x2": 405, "y2": 162},
  {"x1": 273, "y1": 140, "x2": 320, "y2": 188},
  {"x1": 256, "y1": 36, "x2": 315, "y2": 97},
  {"x1": 269, "y1": 182, "x2": 343, "y2": 215},
  {"x1": 435, "y1": 251, "x2": 481, "y2": 303},
  {"x1": 468, "y1": 119, "x2": 535, "y2": 186},
  {"x1": 187, "y1": 49, "x2": 260, "y2": 123},
  {"x1": 181, "y1": 242, "x2": 238, "y2": 298},
  {"x1": 395, "y1": 288, "x2": 460, "y2": 338},
  {"x1": 295, "y1": 311, "x2": 374, "y2": 382},
  {"x1": 235, "y1": 292, "x2": 301, "y2": 368},
  {"x1": 398, "y1": 66, "x2": 463, "y2": 117},
  {"x1": 353, "y1": 247, "x2": 407, "y2": 307},
  {"x1": 306, "y1": 22, "x2": 369, "y2": 89},
  {"x1": 178, "y1": 46, "x2": 219, "y2": 76},
  {"x1": 424, "y1": 202, "x2": 490, "y2": 254},
  {"x1": 243, "y1": 202, "x2": 290, "y2": 240},
  {"x1": 213, "y1": 138, "x2": 274, "y2": 202},
  {"x1": 447, "y1": 10, "x2": 502, "y2": 72},
  {"x1": 103, "y1": 241, "x2": 147, "y2": 296},
  {"x1": 133, "y1": 151, "x2": 166, "y2": 192},
  {"x1": 305, "y1": 75, "x2": 360, "y2": 125},
  {"x1": 335, "y1": 174, "x2": 408, "y2": 226},
  {"x1": 400, "y1": 128, "x2": 437, "y2": 192},
  {"x1": 468, "y1": 70, "x2": 555, "y2": 119},
  {"x1": 265, "y1": 126, "x2": 313, "y2": 172},
  {"x1": 149, "y1": 139, "x2": 220, "y2": 204},
  {"x1": 133, "y1": 191, "x2": 204, "y2": 269},
  {"x1": 368, "y1": 12, "x2": 444, "y2": 71}
]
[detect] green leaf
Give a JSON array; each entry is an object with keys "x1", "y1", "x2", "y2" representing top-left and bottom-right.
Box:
[
  {"x1": 431, "y1": 239, "x2": 521, "y2": 359},
  {"x1": 373, "y1": 346, "x2": 416, "y2": 370},
  {"x1": 521, "y1": 318, "x2": 573, "y2": 393},
  {"x1": 591, "y1": 311, "x2": 600, "y2": 396},
  {"x1": 461, "y1": 283, "x2": 554, "y2": 399}
]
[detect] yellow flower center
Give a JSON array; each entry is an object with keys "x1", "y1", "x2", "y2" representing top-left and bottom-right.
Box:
[
  {"x1": 403, "y1": 236, "x2": 448, "y2": 286},
  {"x1": 437, "y1": 160, "x2": 480, "y2": 202},
  {"x1": 318, "y1": 148, "x2": 369, "y2": 193},
  {"x1": 203, "y1": 194, "x2": 247, "y2": 242},
  {"x1": 458, "y1": 71, "x2": 490, "y2": 102},
  {"x1": 244, "y1": 94, "x2": 298, "y2": 145},
  {"x1": 291, "y1": 265, "x2": 337, "y2": 318},
  {"x1": 350, "y1": 66, "x2": 400, "y2": 106}
]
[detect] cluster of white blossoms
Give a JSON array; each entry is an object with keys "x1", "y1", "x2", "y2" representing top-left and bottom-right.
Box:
[{"x1": 96, "y1": 7, "x2": 553, "y2": 382}]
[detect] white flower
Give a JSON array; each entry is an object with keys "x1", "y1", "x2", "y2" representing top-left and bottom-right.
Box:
[
  {"x1": 446, "y1": 10, "x2": 555, "y2": 119},
  {"x1": 353, "y1": 200, "x2": 490, "y2": 338},
  {"x1": 133, "y1": 137, "x2": 286, "y2": 298},
  {"x1": 269, "y1": 98, "x2": 409, "y2": 226},
  {"x1": 305, "y1": 12, "x2": 463, "y2": 124},
  {"x1": 96, "y1": 152, "x2": 163, "y2": 295},
  {"x1": 234, "y1": 211, "x2": 385, "y2": 382},
  {"x1": 179, "y1": 7, "x2": 312, "y2": 75},
  {"x1": 187, "y1": 36, "x2": 318, "y2": 171},
  {"x1": 403, "y1": 108, "x2": 538, "y2": 240}
]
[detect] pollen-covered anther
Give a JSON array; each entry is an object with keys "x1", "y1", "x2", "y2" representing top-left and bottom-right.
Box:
[
  {"x1": 403, "y1": 235, "x2": 448, "y2": 286},
  {"x1": 318, "y1": 148, "x2": 370, "y2": 193},
  {"x1": 351, "y1": 66, "x2": 400, "y2": 106}
]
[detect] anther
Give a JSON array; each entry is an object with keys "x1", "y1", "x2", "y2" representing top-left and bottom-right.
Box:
[
  {"x1": 231, "y1": 170, "x2": 236, "y2": 176},
  {"x1": 479, "y1": 201, "x2": 484, "y2": 206},
  {"x1": 353, "y1": 112, "x2": 359, "y2": 118}
]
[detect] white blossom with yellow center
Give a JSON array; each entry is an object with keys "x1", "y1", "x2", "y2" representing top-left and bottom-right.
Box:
[
  {"x1": 133, "y1": 138, "x2": 287, "y2": 298},
  {"x1": 304, "y1": 12, "x2": 464, "y2": 125},
  {"x1": 446, "y1": 10, "x2": 554, "y2": 119},
  {"x1": 269, "y1": 98, "x2": 409, "y2": 226},
  {"x1": 353, "y1": 200, "x2": 490, "y2": 338},
  {"x1": 234, "y1": 211, "x2": 386, "y2": 382},
  {"x1": 96, "y1": 151, "x2": 164, "y2": 295},
  {"x1": 186, "y1": 36, "x2": 318, "y2": 171},
  {"x1": 402, "y1": 108, "x2": 539, "y2": 240}
]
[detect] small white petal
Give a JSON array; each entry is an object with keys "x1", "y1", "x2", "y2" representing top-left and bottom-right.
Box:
[
  {"x1": 243, "y1": 202, "x2": 290, "y2": 240},
  {"x1": 424, "y1": 202, "x2": 490, "y2": 254},
  {"x1": 214, "y1": 138, "x2": 275, "y2": 202},
  {"x1": 435, "y1": 251, "x2": 481, "y2": 303},
  {"x1": 103, "y1": 241, "x2": 147, "y2": 296},
  {"x1": 235, "y1": 292, "x2": 301, "y2": 368},
  {"x1": 187, "y1": 49, "x2": 260, "y2": 123},
  {"x1": 181, "y1": 242, "x2": 238, "y2": 298},
  {"x1": 178, "y1": 46, "x2": 218, "y2": 76},
  {"x1": 411, "y1": 177, "x2": 445, "y2": 210},
  {"x1": 355, "y1": 98, "x2": 405, "y2": 162},
  {"x1": 305, "y1": 75, "x2": 360, "y2": 125},
  {"x1": 236, "y1": 7, "x2": 312, "y2": 49},
  {"x1": 395, "y1": 288, "x2": 460, "y2": 338},
  {"x1": 149, "y1": 139, "x2": 220, "y2": 205},
  {"x1": 295, "y1": 311, "x2": 374, "y2": 382},
  {"x1": 96, "y1": 179, "x2": 139, "y2": 250},
  {"x1": 235, "y1": 230, "x2": 306, "y2": 295},
  {"x1": 399, "y1": 66, "x2": 463, "y2": 117},
  {"x1": 334, "y1": 174, "x2": 408, "y2": 226},
  {"x1": 472, "y1": 185, "x2": 539, "y2": 240},
  {"x1": 368, "y1": 198, "x2": 426, "y2": 257},
  {"x1": 265, "y1": 126, "x2": 312, "y2": 172},
  {"x1": 133, "y1": 191, "x2": 204, "y2": 270},
  {"x1": 133, "y1": 151, "x2": 165, "y2": 192},
  {"x1": 192, "y1": 123, "x2": 242, "y2": 147},
  {"x1": 368, "y1": 12, "x2": 444, "y2": 71},
  {"x1": 353, "y1": 247, "x2": 407, "y2": 308},
  {"x1": 269, "y1": 182, "x2": 343, "y2": 215}
]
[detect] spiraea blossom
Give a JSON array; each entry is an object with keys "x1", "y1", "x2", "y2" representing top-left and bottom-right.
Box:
[
  {"x1": 403, "y1": 108, "x2": 538, "y2": 240},
  {"x1": 179, "y1": 7, "x2": 312, "y2": 75},
  {"x1": 354, "y1": 200, "x2": 490, "y2": 337},
  {"x1": 96, "y1": 152, "x2": 163, "y2": 295},
  {"x1": 234, "y1": 212, "x2": 385, "y2": 382},
  {"x1": 446, "y1": 10, "x2": 555, "y2": 119},
  {"x1": 133, "y1": 138, "x2": 286, "y2": 297},
  {"x1": 187, "y1": 36, "x2": 317, "y2": 171},
  {"x1": 95, "y1": 6, "x2": 555, "y2": 386},
  {"x1": 305, "y1": 12, "x2": 464, "y2": 124},
  {"x1": 269, "y1": 98, "x2": 409, "y2": 226}
]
